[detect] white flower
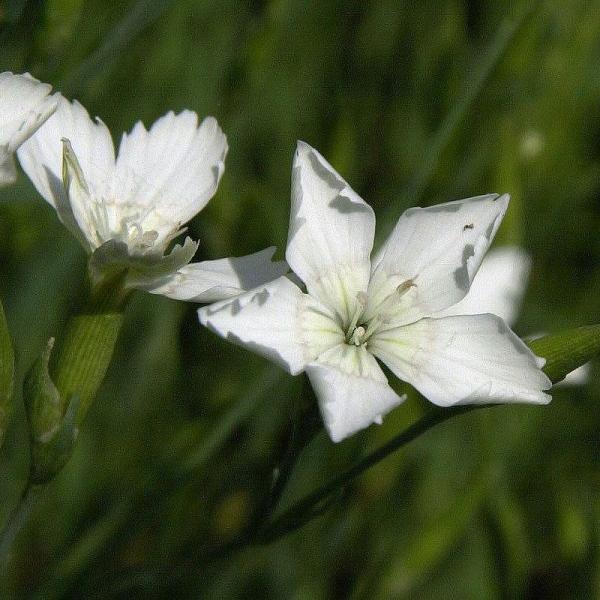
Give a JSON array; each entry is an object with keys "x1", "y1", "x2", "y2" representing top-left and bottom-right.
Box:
[
  {"x1": 439, "y1": 246, "x2": 531, "y2": 326},
  {"x1": 447, "y1": 245, "x2": 590, "y2": 386},
  {"x1": 560, "y1": 363, "x2": 590, "y2": 385},
  {"x1": 199, "y1": 142, "x2": 551, "y2": 442},
  {"x1": 0, "y1": 72, "x2": 57, "y2": 186},
  {"x1": 17, "y1": 96, "x2": 287, "y2": 299}
]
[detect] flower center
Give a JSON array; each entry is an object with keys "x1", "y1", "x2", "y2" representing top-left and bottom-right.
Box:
[
  {"x1": 124, "y1": 222, "x2": 159, "y2": 254},
  {"x1": 345, "y1": 278, "x2": 417, "y2": 346},
  {"x1": 349, "y1": 325, "x2": 367, "y2": 346}
]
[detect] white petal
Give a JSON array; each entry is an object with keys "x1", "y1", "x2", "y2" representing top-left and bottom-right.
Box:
[
  {"x1": 560, "y1": 364, "x2": 590, "y2": 387},
  {"x1": 199, "y1": 276, "x2": 340, "y2": 375},
  {"x1": 114, "y1": 111, "x2": 227, "y2": 242},
  {"x1": 144, "y1": 247, "x2": 289, "y2": 302},
  {"x1": 367, "y1": 194, "x2": 509, "y2": 326},
  {"x1": 0, "y1": 152, "x2": 17, "y2": 186},
  {"x1": 17, "y1": 96, "x2": 115, "y2": 247},
  {"x1": 18, "y1": 95, "x2": 114, "y2": 206},
  {"x1": 437, "y1": 246, "x2": 531, "y2": 326},
  {"x1": 0, "y1": 72, "x2": 57, "y2": 186},
  {"x1": 286, "y1": 141, "x2": 375, "y2": 324},
  {"x1": 306, "y1": 345, "x2": 406, "y2": 443},
  {"x1": 370, "y1": 314, "x2": 551, "y2": 407}
]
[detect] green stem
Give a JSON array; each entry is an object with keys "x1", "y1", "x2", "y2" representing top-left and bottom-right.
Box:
[
  {"x1": 33, "y1": 368, "x2": 286, "y2": 599},
  {"x1": 0, "y1": 482, "x2": 42, "y2": 568},
  {"x1": 88, "y1": 404, "x2": 495, "y2": 597},
  {"x1": 260, "y1": 386, "x2": 322, "y2": 520},
  {"x1": 1, "y1": 282, "x2": 127, "y2": 574},
  {"x1": 257, "y1": 405, "x2": 487, "y2": 544}
]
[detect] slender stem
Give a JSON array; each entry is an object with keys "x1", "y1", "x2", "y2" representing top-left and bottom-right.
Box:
[
  {"x1": 0, "y1": 482, "x2": 41, "y2": 567},
  {"x1": 257, "y1": 405, "x2": 487, "y2": 544},
  {"x1": 0, "y1": 281, "x2": 127, "y2": 577},
  {"x1": 262, "y1": 388, "x2": 322, "y2": 518},
  {"x1": 34, "y1": 368, "x2": 286, "y2": 599},
  {"x1": 88, "y1": 404, "x2": 495, "y2": 597}
]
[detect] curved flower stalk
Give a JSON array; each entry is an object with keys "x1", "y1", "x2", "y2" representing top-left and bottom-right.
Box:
[
  {"x1": 0, "y1": 72, "x2": 57, "y2": 186},
  {"x1": 17, "y1": 96, "x2": 287, "y2": 300},
  {"x1": 446, "y1": 245, "x2": 590, "y2": 385},
  {"x1": 200, "y1": 142, "x2": 551, "y2": 442}
]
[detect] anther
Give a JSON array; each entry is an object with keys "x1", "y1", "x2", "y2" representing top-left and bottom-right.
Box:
[
  {"x1": 351, "y1": 326, "x2": 366, "y2": 346},
  {"x1": 396, "y1": 279, "x2": 416, "y2": 296},
  {"x1": 346, "y1": 293, "x2": 367, "y2": 339}
]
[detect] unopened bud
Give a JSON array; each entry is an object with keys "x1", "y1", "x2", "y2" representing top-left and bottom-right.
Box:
[{"x1": 24, "y1": 338, "x2": 79, "y2": 484}]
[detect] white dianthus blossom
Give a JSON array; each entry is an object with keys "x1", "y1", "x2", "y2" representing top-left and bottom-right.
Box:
[
  {"x1": 200, "y1": 142, "x2": 552, "y2": 442},
  {"x1": 0, "y1": 72, "x2": 57, "y2": 186},
  {"x1": 450, "y1": 245, "x2": 590, "y2": 386},
  {"x1": 17, "y1": 96, "x2": 287, "y2": 300},
  {"x1": 439, "y1": 246, "x2": 532, "y2": 326}
]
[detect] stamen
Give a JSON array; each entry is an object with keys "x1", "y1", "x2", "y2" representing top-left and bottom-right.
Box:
[
  {"x1": 376, "y1": 278, "x2": 417, "y2": 318},
  {"x1": 345, "y1": 292, "x2": 367, "y2": 339},
  {"x1": 345, "y1": 281, "x2": 417, "y2": 347},
  {"x1": 350, "y1": 326, "x2": 366, "y2": 346},
  {"x1": 363, "y1": 316, "x2": 382, "y2": 340},
  {"x1": 396, "y1": 279, "x2": 416, "y2": 296}
]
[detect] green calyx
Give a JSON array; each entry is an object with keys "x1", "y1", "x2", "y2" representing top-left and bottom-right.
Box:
[
  {"x1": 22, "y1": 277, "x2": 126, "y2": 483},
  {"x1": 527, "y1": 325, "x2": 600, "y2": 384},
  {"x1": 24, "y1": 339, "x2": 80, "y2": 484},
  {"x1": 88, "y1": 236, "x2": 198, "y2": 292}
]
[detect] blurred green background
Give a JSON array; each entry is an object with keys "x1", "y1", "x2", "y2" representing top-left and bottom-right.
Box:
[{"x1": 1, "y1": 0, "x2": 600, "y2": 598}]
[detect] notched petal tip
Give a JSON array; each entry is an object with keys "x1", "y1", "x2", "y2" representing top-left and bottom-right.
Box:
[
  {"x1": 146, "y1": 246, "x2": 288, "y2": 304},
  {"x1": 197, "y1": 305, "x2": 210, "y2": 327}
]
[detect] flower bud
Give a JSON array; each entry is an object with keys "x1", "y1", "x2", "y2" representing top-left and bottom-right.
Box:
[{"x1": 24, "y1": 338, "x2": 79, "y2": 484}]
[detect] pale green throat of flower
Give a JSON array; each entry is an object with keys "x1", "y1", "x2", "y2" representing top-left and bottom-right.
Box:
[{"x1": 344, "y1": 279, "x2": 416, "y2": 347}]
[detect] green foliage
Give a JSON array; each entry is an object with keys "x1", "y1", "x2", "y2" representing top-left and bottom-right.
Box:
[{"x1": 0, "y1": 300, "x2": 14, "y2": 448}]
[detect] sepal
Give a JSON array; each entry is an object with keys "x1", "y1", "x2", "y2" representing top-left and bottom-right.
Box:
[
  {"x1": 88, "y1": 236, "x2": 198, "y2": 290},
  {"x1": 527, "y1": 325, "x2": 600, "y2": 384},
  {"x1": 24, "y1": 338, "x2": 79, "y2": 484}
]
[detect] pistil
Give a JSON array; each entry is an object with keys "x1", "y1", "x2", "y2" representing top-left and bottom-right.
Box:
[
  {"x1": 345, "y1": 293, "x2": 367, "y2": 340},
  {"x1": 350, "y1": 326, "x2": 366, "y2": 346}
]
